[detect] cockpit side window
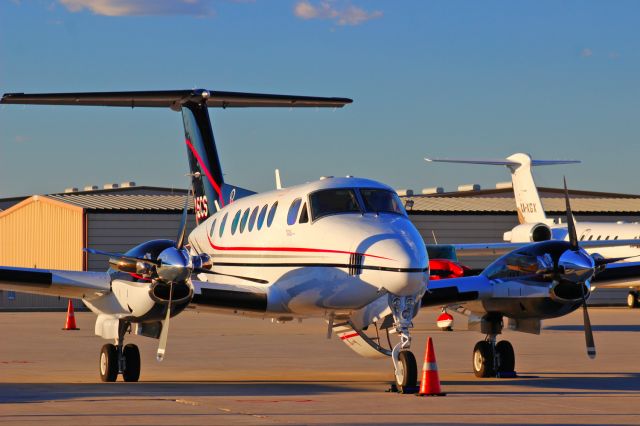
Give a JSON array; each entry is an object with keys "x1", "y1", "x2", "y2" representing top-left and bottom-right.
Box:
[
  {"x1": 309, "y1": 189, "x2": 360, "y2": 220},
  {"x1": 359, "y1": 188, "x2": 406, "y2": 215},
  {"x1": 299, "y1": 202, "x2": 309, "y2": 224},
  {"x1": 287, "y1": 198, "x2": 302, "y2": 226}
]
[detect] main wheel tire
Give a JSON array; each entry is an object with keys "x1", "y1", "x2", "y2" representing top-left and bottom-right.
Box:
[
  {"x1": 496, "y1": 340, "x2": 515, "y2": 373},
  {"x1": 395, "y1": 350, "x2": 418, "y2": 392},
  {"x1": 100, "y1": 344, "x2": 118, "y2": 382},
  {"x1": 627, "y1": 292, "x2": 639, "y2": 309},
  {"x1": 472, "y1": 341, "x2": 494, "y2": 378},
  {"x1": 122, "y1": 344, "x2": 141, "y2": 382}
]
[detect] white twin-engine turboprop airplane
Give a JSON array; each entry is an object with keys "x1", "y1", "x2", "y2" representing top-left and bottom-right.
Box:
[
  {"x1": 425, "y1": 153, "x2": 640, "y2": 308},
  {"x1": 3, "y1": 91, "x2": 640, "y2": 389},
  {"x1": 0, "y1": 89, "x2": 428, "y2": 390}
]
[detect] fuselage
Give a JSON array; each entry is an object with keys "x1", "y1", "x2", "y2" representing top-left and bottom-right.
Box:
[
  {"x1": 550, "y1": 222, "x2": 640, "y2": 259},
  {"x1": 187, "y1": 177, "x2": 429, "y2": 317}
]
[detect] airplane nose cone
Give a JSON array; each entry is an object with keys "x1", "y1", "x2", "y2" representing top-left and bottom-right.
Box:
[
  {"x1": 558, "y1": 249, "x2": 595, "y2": 283},
  {"x1": 360, "y1": 235, "x2": 428, "y2": 296}
]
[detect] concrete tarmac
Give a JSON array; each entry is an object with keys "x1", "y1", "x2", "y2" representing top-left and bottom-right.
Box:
[{"x1": 1, "y1": 307, "x2": 640, "y2": 425}]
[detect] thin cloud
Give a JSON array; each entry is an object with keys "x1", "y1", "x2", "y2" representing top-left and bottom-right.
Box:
[
  {"x1": 15, "y1": 135, "x2": 30, "y2": 144},
  {"x1": 294, "y1": 1, "x2": 382, "y2": 26},
  {"x1": 580, "y1": 48, "x2": 593, "y2": 58},
  {"x1": 58, "y1": 0, "x2": 213, "y2": 17}
]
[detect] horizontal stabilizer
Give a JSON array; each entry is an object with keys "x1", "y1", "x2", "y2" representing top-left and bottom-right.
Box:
[
  {"x1": 1, "y1": 89, "x2": 352, "y2": 110},
  {"x1": 425, "y1": 157, "x2": 580, "y2": 167}
]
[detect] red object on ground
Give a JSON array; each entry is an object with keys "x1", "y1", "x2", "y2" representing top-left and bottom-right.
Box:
[
  {"x1": 418, "y1": 337, "x2": 446, "y2": 396},
  {"x1": 62, "y1": 299, "x2": 80, "y2": 330}
]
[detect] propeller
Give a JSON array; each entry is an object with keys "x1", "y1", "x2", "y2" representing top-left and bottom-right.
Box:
[{"x1": 562, "y1": 177, "x2": 596, "y2": 359}]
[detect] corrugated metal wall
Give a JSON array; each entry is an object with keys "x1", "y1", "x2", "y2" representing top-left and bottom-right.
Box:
[
  {"x1": 86, "y1": 213, "x2": 196, "y2": 271},
  {"x1": 0, "y1": 196, "x2": 84, "y2": 309}
]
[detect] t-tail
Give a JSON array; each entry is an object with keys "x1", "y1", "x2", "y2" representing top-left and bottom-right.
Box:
[
  {"x1": 425, "y1": 153, "x2": 579, "y2": 224},
  {"x1": 0, "y1": 88, "x2": 352, "y2": 225}
]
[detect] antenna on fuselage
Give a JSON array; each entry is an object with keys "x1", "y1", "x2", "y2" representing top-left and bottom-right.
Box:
[{"x1": 275, "y1": 169, "x2": 283, "y2": 190}]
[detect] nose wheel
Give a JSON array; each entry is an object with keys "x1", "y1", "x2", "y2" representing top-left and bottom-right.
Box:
[
  {"x1": 99, "y1": 320, "x2": 141, "y2": 382},
  {"x1": 627, "y1": 291, "x2": 639, "y2": 309},
  {"x1": 472, "y1": 336, "x2": 516, "y2": 378}
]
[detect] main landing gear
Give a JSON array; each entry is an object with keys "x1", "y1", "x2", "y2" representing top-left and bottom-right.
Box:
[
  {"x1": 99, "y1": 320, "x2": 141, "y2": 382},
  {"x1": 389, "y1": 294, "x2": 419, "y2": 392},
  {"x1": 627, "y1": 290, "x2": 639, "y2": 309},
  {"x1": 472, "y1": 336, "x2": 515, "y2": 378},
  {"x1": 471, "y1": 315, "x2": 516, "y2": 378}
]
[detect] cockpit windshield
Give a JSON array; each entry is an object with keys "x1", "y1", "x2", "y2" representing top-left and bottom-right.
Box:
[
  {"x1": 359, "y1": 189, "x2": 405, "y2": 215},
  {"x1": 309, "y1": 189, "x2": 361, "y2": 220}
]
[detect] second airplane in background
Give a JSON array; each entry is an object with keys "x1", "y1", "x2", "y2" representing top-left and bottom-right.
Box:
[{"x1": 426, "y1": 153, "x2": 640, "y2": 308}]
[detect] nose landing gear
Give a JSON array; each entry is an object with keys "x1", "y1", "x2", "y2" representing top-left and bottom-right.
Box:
[
  {"x1": 389, "y1": 294, "x2": 419, "y2": 392},
  {"x1": 99, "y1": 320, "x2": 141, "y2": 382}
]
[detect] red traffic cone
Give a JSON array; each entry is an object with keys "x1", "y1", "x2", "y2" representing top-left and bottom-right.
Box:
[
  {"x1": 418, "y1": 337, "x2": 446, "y2": 396},
  {"x1": 62, "y1": 299, "x2": 80, "y2": 330}
]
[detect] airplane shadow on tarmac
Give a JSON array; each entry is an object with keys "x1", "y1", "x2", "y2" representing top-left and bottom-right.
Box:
[
  {"x1": 544, "y1": 324, "x2": 640, "y2": 332},
  {"x1": 3, "y1": 373, "x2": 640, "y2": 403},
  {"x1": 446, "y1": 372, "x2": 640, "y2": 395},
  {"x1": 0, "y1": 381, "x2": 369, "y2": 404}
]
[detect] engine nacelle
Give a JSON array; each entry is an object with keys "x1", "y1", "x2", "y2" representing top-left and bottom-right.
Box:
[
  {"x1": 110, "y1": 279, "x2": 193, "y2": 322},
  {"x1": 503, "y1": 223, "x2": 552, "y2": 243}
]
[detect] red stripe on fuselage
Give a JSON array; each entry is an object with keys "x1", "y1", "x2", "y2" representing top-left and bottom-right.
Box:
[
  {"x1": 185, "y1": 138, "x2": 225, "y2": 207},
  {"x1": 206, "y1": 233, "x2": 393, "y2": 261}
]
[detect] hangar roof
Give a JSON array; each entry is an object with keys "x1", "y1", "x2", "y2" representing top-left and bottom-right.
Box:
[{"x1": 46, "y1": 194, "x2": 194, "y2": 212}]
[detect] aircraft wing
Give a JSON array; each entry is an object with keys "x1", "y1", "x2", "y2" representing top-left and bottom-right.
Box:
[
  {"x1": 190, "y1": 278, "x2": 268, "y2": 313},
  {"x1": 0, "y1": 266, "x2": 111, "y2": 299},
  {"x1": 452, "y1": 240, "x2": 640, "y2": 258},
  {"x1": 591, "y1": 261, "x2": 640, "y2": 289},
  {"x1": 422, "y1": 275, "x2": 491, "y2": 307}
]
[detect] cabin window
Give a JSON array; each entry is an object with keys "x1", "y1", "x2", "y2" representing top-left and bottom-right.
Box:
[
  {"x1": 309, "y1": 189, "x2": 360, "y2": 220},
  {"x1": 219, "y1": 213, "x2": 228, "y2": 237},
  {"x1": 580, "y1": 235, "x2": 585, "y2": 241},
  {"x1": 209, "y1": 219, "x2": 216, "y2": 237},
  {"x1": 597, "y1": 235, "x2": 601, "y2": 240},
  {"x1": 605, "y1": 236, "x2": 610, "y2": 240},
  {"x1": 299, "y1": 202, "x2": 309, "y2": 224},
  {"x1": 267, "y1": 202, "x2": 278, "y2": 227},
  {"x1": 359, "y1": 188, "x2": 405, "y2": 215},
  {"x1": 614, "y1": 236, "x2": 619, "y2": 240},
  {"x1": 257, "y1": 204, "x2": 268, "y2": 230},
  {"x1": 240, "y1": 208, "x2": 250, "y2": 233},
  {"x1": 588, "y1": 235, "x2": 593, "y2": 241},
  {"x1": 288, "y1": 199, "x2": 302, "y2": 225},
  {"x1": 231, "y1": 211, "x2": 241, "y2": 235},
  {"x1": 248, "y1": 206, "x2": 259, "y2": 232}
]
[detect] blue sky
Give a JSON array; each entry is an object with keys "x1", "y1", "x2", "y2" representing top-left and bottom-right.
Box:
[{"x1": 1, "y1": 0, "x2": 639, "y2": 197}]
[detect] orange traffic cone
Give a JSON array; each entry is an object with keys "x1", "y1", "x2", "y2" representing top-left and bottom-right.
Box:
[
  {"x1": 417, "y1": 337, "x2": 446, "y2": 396},
  {"x1": 62, "y1": 299, "x2": 80, "y2": 330}
]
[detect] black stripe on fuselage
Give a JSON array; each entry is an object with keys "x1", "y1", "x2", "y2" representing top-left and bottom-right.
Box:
[
  {"x1": 0, "y1": 269, "x2": 52, "y2": 286},
  {"x1": 192, "y1": 288, "x2": 267, "y2": 312},
  {"x1": 212, "y1": 262, "x2": 427, "y2": 273}
]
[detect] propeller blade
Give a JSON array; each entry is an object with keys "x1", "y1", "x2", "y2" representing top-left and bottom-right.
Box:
[
  {"x1": 176, "y1": 193, "x2": 190, "y2": 250},
  {"x1": 563, "y1": 177, "x2": 579, "y2": 251},
  {"x1": 193, "y1": 268, "x2": 269, "y2": 284},
  {"x1": 581, "y1": 287, "x2": 596, "y2": 359},
  {"x1": 83, "y1": 248, "x2": 160, "y2": 265},
  {"x1": 156, "y1": 283, "x2": 173, "y2": 362}
]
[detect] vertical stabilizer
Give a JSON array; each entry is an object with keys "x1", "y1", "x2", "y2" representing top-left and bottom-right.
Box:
[
  {"x1": 425, "y1": 153, "x2": 580, "y2": 224},
  {"x1": 505, "y1": 153, "x2": 547, "y2": 224},
  {"x1": 182, "y1": 103, "x2": 225, "y2": 224}
]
